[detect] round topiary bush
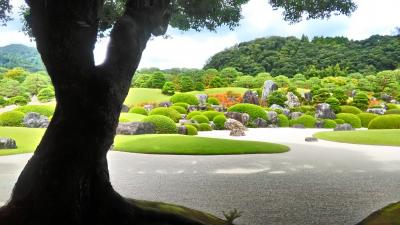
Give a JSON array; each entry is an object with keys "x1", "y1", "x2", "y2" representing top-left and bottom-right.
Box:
[
  {"x1": 207, "y1": 97, "x2": 220, "y2": 105},
  {"x1": 37, "y1": 87, "x2": 55, "y2": 102},
  {"x1": 170, "y1": 93, "x2": 199, "y2": 105},
  {"x1": 142, "y1": 115, "x2": 177, "y2": 134},
  {"x1": 8, "y1": 96, "x2": 29, "y2": 106},
  {"x1": 325, "y1": 97, "x2": 341, "y2": 113},
  {"x1": 14, "y1": 105, "x2": 55, "y2": 117},
  {"x1": 0, "y1": 111, "x2": 25, "y2": 127},
  {"x1": 172, "y1": 102, "x2": 190, "y2": 109},
  {"x1": 213, "y1": 115, "x2": 227, "y2": 130},
  {"x1": 198, "y1": 123, "x2": 212, "y2": 131},
  {"x1": 184, "y1": 125, "x2": 198, "y2": 135},
  {"x1": 340, "y1": 106, "x2": 362, "y2": 115},
  {"x1": 187, "y1": 111, "x2": 202, "y2": 119},
  {"x1": 202, "y1": 111, "x2": 223, "y2": 121},
  {"x1": 128, "y1": 107, "x2": 148, "y2": 115},
  {"x1": 228, "y1": 103, "x2": 267, "y2": 120},
  {"x1": 149, "y1": 107, "x2": 181, "y2": 122},
  {"x1": 170, "y1": 105, "x2": 187, "y2": 114},
  {"x1": 334, "y1": 119, "x2": 345, "y2": 124},
  {"x1": 384, "y1": 109, "x2": 400, "y2": 115},
  {"x1": 290, "y1": 115, "x2": 316, "y2": 128},
  {"x1": 357, "y1": 113, "x2": 378, "y2": 128},
  {"x1": 336, "y1": 113, "x2": 362, "y2": 128},
  {"x1": 278, "y1": 114, "x2": 289, "y2": 127},
  {"x1": 368, "y1": 115, "x2": 400, "y2": 129},
  {"x1": 323, "y1": 119, "x2": 337, "y2": 128},
  {"x1": 191, "y1": 115, "x2": 209, "y2": 124}
]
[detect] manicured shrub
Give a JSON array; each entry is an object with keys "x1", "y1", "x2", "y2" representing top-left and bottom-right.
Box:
[
  {"x1": 267, "y1": 91, "x2": 287, "y2": 107},
  {"x1": 352, "y1": 93, "x2": 369, "y2": 111},
  {"x1": 313, "y1": 88, "x2": 331, "y2": 104},
  {"x1": 198, "y1": 123, "x2": 212, "y2": 131},
  {"x1": 334, "y1": 119, "x2": 345, "y2": 124},
  {"x1": 340, "y1": 106, "x2": 362, "y2": 115},
  {"x1": 149, "y1": 107, "x2": 181, "y2": 122},
  {"x1": 128, "y1": 107, "x2": 148, "y2": 115},
  {"x1": 385, "y1": 109, "x2": 400, "y2": 115},
  {"x1": 228, "y1": 103, "x2": 267, "y2": 120},
  {"x1": 323, "y1": 119, "x2": 337, "y2": 128},
  {"x1": 357, "y1": 113, "x2": 378, "y2": 128},
  {"x1": 161, "y1": 81, "x2": 175, "y2": 96},
  {"x1": 202, "y1": 111, "x2": 223, "y2": 121},
  {"x1": 184, "y1": 125, "x2": 198, "y2": 135},
  {"x1": 8, "y1": 96, "x2": 29, "y2": 106},
  {"x1": 325, "y1": 97, "x2": 341, "y2": 113},
  {"x1": 368, "y1": 115, "x2": 400, "y2": 129},
  {"x1": 0, "y1": 111, "x2": 25, "y2": 127},
  {"x1": 187, "y1": 111, "x2": 202, "y2": 119},
  {"x1": 299, "y1": 106, "x2": 315, "y2": 113},
  {"x1": 207, "y1": 97, "x2": 220, "y2": 105},
  {"x1": 172, "y1": 102, "x2": 189, "y2": 109},
  {"x1": 278, "y1": 114, "x2": 289, "y2": 127},
  {"x1": 213, "y1": 115, "x2": 227, "y2": 130},
  {"x1": 14, "y1": 105, "x2": 55, "y2": 117},
  {"x1": 386, "y1": 104, "x2": 398, "y2": 110},
  {"x1": 0, "y1": 96, "x2": 6, "y2": 106},
  {"x1": 170, "y1": 105, "x2": 187, "y2": 114},
  {"x1": 170, "y1": 93, "x2": 199, "y2": 105},
  {"x1": 142, "y1": 115, "x2": 177, "y2": 134},
  {"x1": 119, "y1": 118, "x2": 130, "y2": 123},
  {"x1": 336, "y1": 113, "x2": 362, "y2": 128},
  {"x1": 290, "y1": 115, "x2": 316, "y2": 128},
  {"x1": 194, "y1": 82, "x2": 205, "y2": 91},
  {"x1": 191, "y1": 115, "x2": 209, "y2": 124},
  {"x1": 37, "y1": 87, "x2": 55, "y2": 102}
]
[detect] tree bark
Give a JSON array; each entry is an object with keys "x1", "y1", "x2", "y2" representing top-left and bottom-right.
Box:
[{"x1": 0, "y1": 1, "x2": 204, "y2": 224}]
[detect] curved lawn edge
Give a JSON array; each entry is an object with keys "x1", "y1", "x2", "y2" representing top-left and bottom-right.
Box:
[
  {"x1": 356, "y1": 201, "x2": 400, "y2": 225},
  {"x1": 114, "y1": 134, "x2": 289, "y2": 155},
  {"x1": 313, "y1": 129, "x2": 400, "y2": 147}
]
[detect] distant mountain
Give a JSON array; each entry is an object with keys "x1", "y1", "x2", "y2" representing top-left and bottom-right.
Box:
[{"x1": 0, "y1": 44, "x2": 45, "y2": 72}]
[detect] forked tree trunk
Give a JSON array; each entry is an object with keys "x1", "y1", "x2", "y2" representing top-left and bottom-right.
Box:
[{"x1": 0, "y1": 1, "x2": 203, "y2": 224}]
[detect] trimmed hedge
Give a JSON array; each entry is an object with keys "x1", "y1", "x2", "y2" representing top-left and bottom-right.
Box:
[
  {"x1": 187, "y1": 111, "x2": 202, "y2": 119},
  {"x1": 340, "y1": 106, "x2": 362, "y2": 115},
  {"x1": 37, "y1": 87, "x2": 55, "y2": 102},
  {"x1": 336, "y1": 113, "x2": 362, "y2": 128},
  {"x1": 170, "y1": 105, "x2": 187, "y2": 114},
  {"x1": 128, "y1": 107, "x2": 148, "y2": 115},
  {"x1": 334, "y1": 119, "x2": 345, "y2": 124},
  {"x1": 278, "y1": 114, "x2": 289, "y2": 127},
  {"x1": 198, "y1": 123, "x2": 212, "y2": 131},
  {"x1": 184, "y1": 125, "x2": 198, "y2": 135},
  {"x1": 8, "y1": 96, "x2": 29, "y2": 106},
  {"x1": 207, "y1": 97, "x2": 220, "y2": 105},
  {"x1": 191, "y1": 115, "x2": 209, "y2": 124},
  {"x1": 202, "y1": 111, "x2": 224, "y2": 121},
  {"x1": 213, "y1": 115, "x2": 227, "y2": 130},
  {"x1": 149, "y1": 107, "x2": 181, "y2": 122},
  {"x1": 170, "y1": 93, "x2": 199, "y2": 105},
  {"x1": 368, "y1": 115, "x2": 400, "y2": 129},
  {"x1": 172, "y1": 102, "x2": 190, "y2": 109},
  {"x1": 142, "y1": 115, "x2": 177, "y2": 134},
  {"x1": 290, "y1": 115, "x2": 316, "y2": 128},
  {"x1": 228, "y1": 103, "x2": 267, "y2": 120},
  {"x1": 386, "y1": 104, "x2": 399, "y2": 110},
  {"x1": 323, "y1": 119, "x2": 337, "y2": 128},
  {"x1": 14, "y1": 105, "x2": 55, "y2": 117},
  {"x1": 0, "y1": 111, "x2": 25, "y2": 127},
  {"x1": 385, "y1": 109, "x2": 400, "y2": 115},
  {"x1": 357, "y1": 113, "x2": 378, "y2": 128}
]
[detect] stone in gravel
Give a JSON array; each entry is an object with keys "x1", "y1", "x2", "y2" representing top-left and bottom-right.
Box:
[
  {"x1": 292, "y1": 124, "x2": 305, "y2": 129},
  {"x1": 366, "y1": 108, "x2": 385, "y2": 115},
  {"x1": 224, "y1": 112, "x2": 250, "y2": 125},
  {"x1": 334, "y1": 123, "x2": 354, "y2": 131},
  {"x1": 253, "y1": 118, "x2": 268, "y2": 128},
  {"x1": 23, "y1": 112, "x2": 49, "y2": 128},
  {"x1": 159, "y1": 101, "x2": 172, "y2": 107},
  {"x1": 315, "y1": 103, "x2": 336, "y2": 119},
  {"x1": 224, "y1": 119, "x2": 246, "y2": 136},
  {"x1": 242, "y1": 90, "x2": 259, "y2": 105},
  {"x1": 0, "y1": 138, "x2": 17, "y2": 149},
  {"x1": 116, "y1": 122, "x2": 156, "y2": 135},
  {"x1": 305, "y1": 137, "x2": 318, "y2": 142},
  {"x1": 261, "y1": 80, "x2": 278, "y2": 103}
]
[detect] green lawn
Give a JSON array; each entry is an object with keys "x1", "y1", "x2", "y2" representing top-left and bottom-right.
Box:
[
  {"x1": 0, "y1": 127, "x2": 289, "y2": 156},
  {"x1": 357, "y1": 202, "x2": 400, "y2": 225},
  {"x1": 187, "y1": 87, "x2": 247, "y2": 95},
  {"x1": 314, "y1": 129, "x2": 400, "y2": 146},
  {"x1": 114, "y1": 134, "x2": 289, "y2": 155},
  {"x1": 119, "y1": 113, "x2": 147, "y2": 122}
]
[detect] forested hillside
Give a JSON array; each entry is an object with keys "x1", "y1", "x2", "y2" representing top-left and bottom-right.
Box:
[
  {"x1": 204, "y1": 35, "x2": 400, "y2": 76},
  {"x1": 0, "y1": 44, "x2": 44, "y2": 72}
]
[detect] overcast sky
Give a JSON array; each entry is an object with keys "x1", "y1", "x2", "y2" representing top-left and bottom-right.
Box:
[{"x1": 0, "y1": 0, "x2": 399, "y2": 69}]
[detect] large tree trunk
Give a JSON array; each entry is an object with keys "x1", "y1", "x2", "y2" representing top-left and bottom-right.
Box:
[{"x1": 0, "y1": 1, "x2": 203, "y2": 224}]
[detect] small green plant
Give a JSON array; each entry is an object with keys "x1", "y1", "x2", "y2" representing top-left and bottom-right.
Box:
[
  {"x1": 323, "y1": 119, "x2": 337, "y2": 128},
  {"x1": 202, "y1": 111, "x2": 224, "y2": 121},
  {"x1": 223, "y1": 208, "x2": 243, "y2": 225},
  {"x1": 191, "y1": 115, "x2": 209, "y2": 124},
  {"x1": 267, "y1": 90, "x2": 287, "y2": 106},
  {"x1": 142, "y1": 115, "x2": 178, "y2": 134},
  {"x1": 385, "y1": 109, "x2": 400, "y2": 115},
  {"x1": 161, "y1": 81, "x2": 175, "y2": 96},
  {"x1": 357, "y1": 113, "x2": 378, "y2": 128},
  {"x1": 290, "y1": 115, "x2": 316, "y2": 128},
  {"x1": 149, "y1": 107, "x2": 181, "y2": 122},
  {"x1": 170, "y1": 105, "x2": 187, "y2": 114},
  {"x1": 198, "y1": 123, "x2": 212, "y2": 131},
  {"x1": 340, "y1": 106, "x2": 362, "y2": 115},
  {"x1": 8, "y1": 96, "x2": 29, "y2": 106},
  {"x1": 207, "y1": 97, "x2": 220, "y2": 105},
  {"x1": 336, "y1": 113, "x2": 362, "y2": 128},
  {"x1": 0, "y1": 111, "x2": 25, "y2": 127},
  {"x1": 334, "y1": 118, "x2": 345, "y2": 124},
  {"x1": 213, "y1": 115, "x2": 227, "y2": 130},
  {"x1": 278, "y1": 114, "x2": 289, "y2": 127},
  {"x1": 37, "y1": 87, "x2": 55, "y2": 102},
  {"x1": 368, "y1": 115, "x2": 400, "y2": 129},
  {"x1": 172, "y1": 102, "x2": 190, "y2": 109},
  {"x1": 170, "y1": 93, "x2": 199, "y2": 105},
  {"x1": 184, "y1": 124, "x2": 198, "y2": 135},
  {"x1": 228, "y1": 103, "x2": 267, "y2": 120},
  {"x1": 187, "y1": 111, "x2": 202, "y2": 119},
  {"x1": 128, "y1": 107, "x2": 148, "y2": 116},
  {"x1": 352, "y1": 92, "x2": 369, "y2": 111},
  {"x1": 325, "y1": 97, "x2": 341, "y2": 113}
]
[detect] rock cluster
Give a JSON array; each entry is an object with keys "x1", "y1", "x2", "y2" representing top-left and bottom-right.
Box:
[
  {"x1": 242, "y1": 90, "x2": 259, "y2": 105},
  {"x1": 116, "y1": 122, "x2": 156, "y2": 135},
  {"x1": 0, "y1": 138, "x2": 17, "y2": 149},
  {"x1": 224, "y1": 119, "x2": 246, "y2": 136},
  {"x1": 315, "y1": 103, "x2": 336, "y2": 119},
  {"x1": 23, "y1": 112, "x2": 49, "y2": 128},
  {"x1": 224, "y1": 112, "x2": 250, "y2": 125}
]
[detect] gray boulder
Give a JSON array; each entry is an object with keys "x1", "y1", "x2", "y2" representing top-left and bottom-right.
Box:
[
  {"x1": 0, "y1": 138, "x2": 17, "y2": 149},
  {"x1": 121, "y1": 104, "x2": 130, "y2": 112},
  {"x1": 261, "y1": 80, "x2": 278, "y2": 103},
  {"x1": 315, "y1": 120, "x2": 325, "y2": 128},
  {"x1": 267, "y1": 111, "x2": 278, "y2": 125},
  {"x1": 334, "y1": 123, "x2": 353, "y2": 131},
  {"x1": 242, "y1": 90, "x2": 259, "y2": 105},
  {"x1": 188, "y1": 105, "x2": 198, "y2": 112},
  {"x1": 381, "y1": 93, "x2": 392, "y2": 102},
  {"x1": 304, "y1": 92, "x2": 312, "y2": 102},
  {"x1": 315, "y1": 103, "x2": 336, "y2": 119},
  {"x1": 143, "y1": 104, "x2": 154, "y2": 112},
  {"x1": 224, "y1": 112, "x2": 250, "y2": 125},
  {"x1": 282, "y1": 109, "x2": 291, "y2": 116},
  {"x1": 305, "y1": 137, "x2": 318, "y2": 142},
  {"x1": 269, "y1": 104, "x2": 285, "y2": 111},
  {"x1": 210, "y1": 105, "x2": 225, "y2": 112},
  {"x1": 253, "y1": 118, "x2": 268, "y2": 128},
  {"x1": 23, "y1": 112, "x2": 49, "y2": 128},
  {"x1": 292, "y1": 124, "x2": 305, "y2": 129},
  {"x1": 159, "y1": 101, "x2": 172, "y2": 107},
  {"x1": 196, "y1": 94, "x2": 208, "y2": 106},
  {"x1": 285, "y1": 92, "x2": 301, "y2": 108},
  {"x1": 366, "y1": 108, "x2": 385, "y2": 115},
  {"x1": 177, "y1": 126, "x2": 188, "y2": 135},
  {"x1": 224, "y1": 119, "x2": 246, "y2": 136},
  {"x1": 290, "y1": 112, "x2": 303, "y2": 120},
  {"x1": 116, "y1": 122, "x2": 156, "y2": 135}
]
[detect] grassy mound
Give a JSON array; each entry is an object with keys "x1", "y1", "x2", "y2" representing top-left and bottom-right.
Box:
[
  {"x1": 0, "y1": 127, "x2": 45, "y2": 156},
  {"x1": 314, "y1": 130, "x2": 400, "y2": 146},
  {"x1": 119, "y1": 113, "x2": 147, "y2": 122},
  {"x1": 357, "y1": 201, "x2": 400, "y2": 225},
  {"x1": 124, "y1": 88, "x2": 170, "y2": 106}
]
